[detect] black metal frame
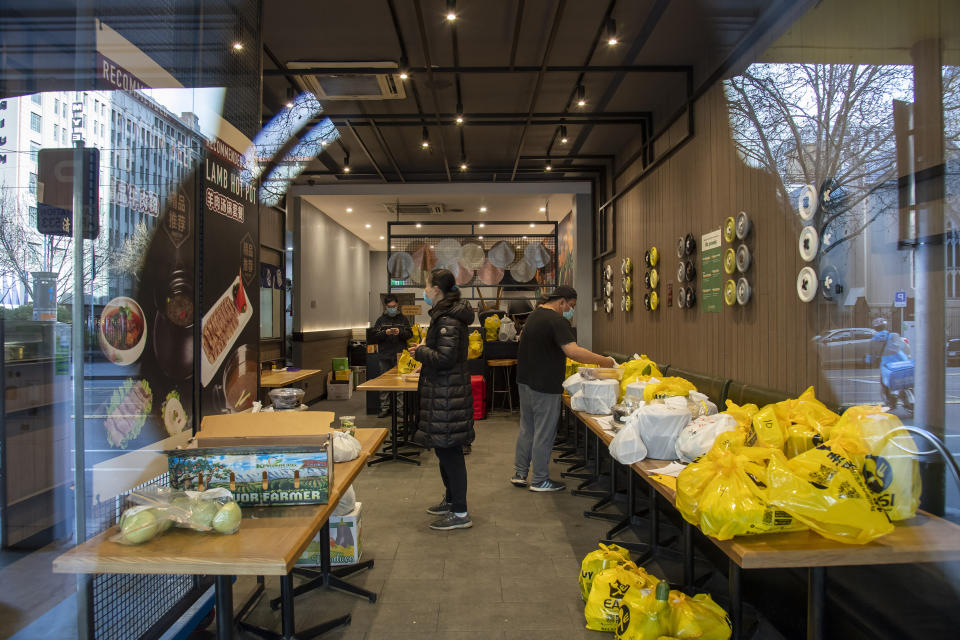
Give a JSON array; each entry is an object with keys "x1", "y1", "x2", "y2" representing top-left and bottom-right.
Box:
[{"x1": 367, "y1": 390, "x2": 421, "y2": 466}]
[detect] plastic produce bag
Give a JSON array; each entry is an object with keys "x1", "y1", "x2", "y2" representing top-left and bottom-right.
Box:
[
  {"x1": 579, "y1": 543, "x2": 632, "y2": 601},
  {"x1": 676, "y1": 438, "x2": 805, "y2": 540},
  {"x1": 585, "y1": 562, "x2": 660, "y2": 632},
  {"x1": 722, "y1": 401, "x2": 759, "y2": 430},
  {"x1": 498, "y1": 316, "x2": 517, "y2": 341},
  {"x1": 111, "y1": 505, "x2": 168, "y2": 545},
  {"x1": 675, "y1": 413, "x2": 738, "y2": 463},
  {"x1": 563, "y1": 372, "x2": 585, "y2": 396},
  {"x1": 773, "y1": 387, "x2": 839, "y2": 457},
  {"x1": 406, "y1": 324, "x2": 424, "y2": 347},
  {"x1": 579, "y1": 379, "x2": 620, "y2": 414},
  {"x1": 334, "y1": 485, "x2": 356, "y2": 516},
  {"x1": 668, "y1": 591, "x2": 731, "y2": 640},
  {"x1": 332, "y1": 430, "x2": 363, "y2": 462},
  {"x1": 687, "y1": 391, "x2": 718, "y2": 417},
  {"x1": 632, "y1": 404, "x2": 692, "y2": 460},
  {"x1": 615, "y1": 581, "x2": 670, "y2": 640},
  {"x1": 483, "y1": 314, "x2": 501, "y2": 341},
  {"x1": 116, "y1": 487, "x2": 243, "y2": 543},
  {"x1": 609, "y1": 419, "x2": 649, "y2": 465},
  {"x1": 643, "y1": 377, "x2": 697, "y2": 403},
  {"x1": 830, "y1": 406, "x2": 921, "y2": 521},
  {"x1": 750, "y1": 405, "x2": 785, "y2": 450},
  {"x1": 625, "y1": 377, "x2": 660, "y2": 403},
  {"x1": 468, "y1": 330, "x2": 483, "y2": 359},
  {"x1": 767, "y1": 443, "x2": 894, "y2": 544}
]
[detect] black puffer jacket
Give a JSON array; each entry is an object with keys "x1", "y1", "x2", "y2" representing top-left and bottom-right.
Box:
[{"x1": 410, "y1": 299, "x2": 476, "y2": 449}]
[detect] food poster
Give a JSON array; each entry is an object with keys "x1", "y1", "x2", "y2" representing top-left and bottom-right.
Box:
[
  {"x1": 701, "y1": 229, "x2": 722, "y2": 313},
  {"x1": 199, "y1": 139, "x2": 260, "y2": 417}
]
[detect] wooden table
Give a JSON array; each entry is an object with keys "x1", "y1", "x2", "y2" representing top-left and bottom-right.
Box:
[
  {"x1": 54, "y1": 428, "x2": 388, "y2": 640},
  {"x1": 356, "y1": 368, "x2": 421, "y2": 466},
  {"x1": 260, "y1": 368, "x2": 323, "y2": 388},
  {"x1": 562, "y1": 401, "x2": 960, "y2": 640}
]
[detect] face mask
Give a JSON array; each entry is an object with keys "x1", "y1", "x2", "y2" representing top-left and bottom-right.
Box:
[
  {"x1": 423, "y1": 291, "x2": 433, "y2": 307},
  {"x1": 386, "y1": 307, "x2": 398, "y2": 316},
  {"x1": 563, "y1": 308, "x2": 575, "y2": 320}
]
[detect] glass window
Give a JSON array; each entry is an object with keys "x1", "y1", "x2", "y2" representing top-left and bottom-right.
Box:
[
  {"x1": 28, "y1": 206, "x2": 37, "y2": 225},
  {"x1": 28, "y1": 172, "x2": 37, "y2": 195},
  {"x1": 29, "y1": 111, "x2": 41, "y2": 132},
  {"x1": 30, "y1": 93, "x2": 41, "y2": 105}
]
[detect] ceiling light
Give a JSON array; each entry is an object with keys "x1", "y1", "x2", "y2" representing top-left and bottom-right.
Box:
[
  {"x1": 286, "y1": 246, "x2": 293, "y2": 251},
  {"x1": 529, "y1": 223, "x2": 535, "y2": 228},
  {"x1": 479, "y1": 206, "x2": 487, "y2": 213},
  {"x1": 606, "y1": 18, "x2": 618, "y2": 45},
  {"x1": 521, "y1": 236, "x2": 527, "y2": 240},
  {"x1": 343, "y1": 152, "x2": 351, "y2": 173},
  {"x1": 559, "y1": 125, "x2": 568, "y2": 144},
  {"x1": 545, "y1": 158, "x2": 552, "y2": 172},
  {"x1": 416, "y1": 223, "x2": 422, "y2": 228},
  {"x1": 346, "y1": 207, "x2": 353, "y2": 213},
  {"x1": 232, "y1": 41, "x2": 244, "y2": 51},
  {"x1": 539, "y1": 206, "x2": 546, "y2": 212},
  {"x1": 391, "y1": 244, "x2": 395, "y2": 249},
  {"x1": 478, "y1": 235, "x2": 483, "y2": 240},
  {"x1": 460, "y1": 162, "x2": 468, "y2": 171},
  {"x1": 421, "y1": 126, "x2": 430, "y2": 149},
  {"x1": 399, "y1": 70, "x2": 409, "y2": 80},
  {"x1": 365, "y1": 223, "x2": 371, "y2": 229},
  {"x1": 379, "y1": 236, "x2": 384, "y2": 240},
  {"x1": 576, "y1": 85, "x2": 586, "y2": 107},
  {"x1": 456, "y1": 103, "x2": 464, "y2": 125},
  {"x1": 446, "y1": 0, "x2": 457, "y2": 21},
  {"x1": 478, "y1": 223, "x2": 485, "y2": 228},
  {"x1": 284, "y1": 87, "x2": 295, "y2": 109}
]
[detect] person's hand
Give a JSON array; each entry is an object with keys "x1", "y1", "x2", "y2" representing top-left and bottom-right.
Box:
[
  {"x1": 600, "y1": 356, "x2": 616, "y2": 368},
  {"x1": 408, "y1": 342, "x2": 423, "y2": 358},
  {"x1": 387, "y1": 328, "x2": 399, "y2": 335}
]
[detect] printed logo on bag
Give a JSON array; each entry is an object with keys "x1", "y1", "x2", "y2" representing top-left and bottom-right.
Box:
[
  {"x1": 441, "y1": 327, "x2": 447, "y2": 334},
  {"x1": 744, "y1": 471, "x2": 767, "y2": 489},
  {"x1": 608, "y1": 579, "x2": 630, "y2": 599},
  {"x1": 616, "y1": 604, "x2": 631, "y2": 635},
  {"x1": 863, "y1": 455, "x2": 893, "y2": 494}
]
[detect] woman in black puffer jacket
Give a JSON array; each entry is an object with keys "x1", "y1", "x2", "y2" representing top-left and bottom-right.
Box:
[{"x1": 409, "y1": 268, "x2": 476, "y2": 530}]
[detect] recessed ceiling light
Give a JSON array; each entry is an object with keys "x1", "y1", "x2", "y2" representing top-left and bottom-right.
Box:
[
  {"x1": 539, "y1": 206, "x2": 546, "y2": 212},
  {"x1": 346, "y1": 207, "x2": 353, "y2": 213},
  {"x1": 416, "y1": 223, "x2": 422, "y2": 228},
  {"x1": 446, "y1": 1, "x2": 457, "y2": 21},
  {"x1": 459, "y1": 162, "x2": 468, "y2": 171},
  {"x1": 232, "y1": 42, "x2": 244, "y2": 51},
  {"x1": 522, "y1": 235, "x2": 527, "y2": 239},
  {"x1": 365, "y1": 223, "x2": 371, "y2": 229},
  {"x1": 479, "y1": 206, "x2": 487, "y2": 213},
  {"x1": 391, "y1": 244, "x2": 395, "y2": 249},
  {"x1": 529, "y1": 223, "x2": 535, "y2": 228},
  {"x1": 478, "y1": 223, "x2": 485, "y2": 228},
  {"x1": 478, "y1": 235, "x2": 484, "y2": 240},
  {"x1": 430, "y1": 245, "x2": 434, "y2": 249}
]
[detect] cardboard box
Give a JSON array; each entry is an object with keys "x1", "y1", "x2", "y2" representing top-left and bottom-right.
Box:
[
  {"x1": 332, "y1": 357, "x2": 350, "y2": 372},
  {"x1": 334, "y1": 369, "x2": 351, "y2": 382},
  {"x1": 297, "y1": 502, "x2": 362, "y2": 567},
  {"x1": 326, "y1": 372, "x2": 354, "y2": 400},
  {"x1": 168, "y1": 442, "x2": 332, "y2": 506},
  {"x1": 195, "y1": 412, "x2": 335, "y2": 448}
]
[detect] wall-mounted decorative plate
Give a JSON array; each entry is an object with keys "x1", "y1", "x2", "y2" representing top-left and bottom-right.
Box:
[
  {"x1": 798, "y1": 184, "x2": 818, "y2": 221},
  {"x1": 821, "y1": 265, "x2": 841, "y2": 301},
  {"x1": 621, "y1": 257, "x2": 633, "y2": 275},
  {"x1": 677, "y1": 261, "x2": 686, "y2": 283},
  {"x1": 678, "y1": 287, "x2": 687, "y2": 308},
  {"x1": 625, "y1": 295, "x2": 633, "y2": 312},
  {"x1": 605, "y1": 297, "x2": 614, "y2": 313},
  {"x1": 797, "y1": 266, "x2": 818, "y2": 302},
  {"x1": 605, "y1": 263, "x2": 613, "y2": 280},
  {"x1": 649, "y1": 246, "x2": 659, "y2": 267},
  {"x1": 685, "y1": 261, "x2": 696, "y2": 282},
  {"x1": 685, "y1": 287, "x2": 696, "y2": 308},
  {"x1": 643, "y1": 293, "x2": 651, "y2": 310},
  {"x1": 736, "y1": 244, "x2": 751, "y2": 273},
  {"x1": 604, "y1": 281, "x2": 613, "y2": 296},
  {"x1": 649, "y1": 291, "x2": 659, "y2": 310},
  {"x1": 724, "y1": 248, "x2": 737, "y2": 274},
  {"x1": 685, "y1": 233, "x2": 696, "y2": 256},
  {"x1": 736, "y1": 278, "x2": 751, "y2": 305},
  {"x1": 735, "y1": 211, "x2": 752, "y2": 240},
  {"x1": 798, "y1": 225, "x2": 819, "y2": 263},
  {"x1": 677, "y1": 237, "x2": 686, "y2": 258},
  {"x1": 649, "y1": 268, "x2": 659, "y2": 289},
  {"x1": 723, "y1": 217, "x2": 736, "y2": 243},
  {"x1": 724, "y1": 279, "x2": 737, "y2": 306}
]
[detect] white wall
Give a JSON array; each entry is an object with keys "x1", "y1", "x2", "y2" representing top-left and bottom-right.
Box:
[
  {"x1": 293, "y1": 198, "x2": 370, "y2": 332},
  {"x1": 369, "y1": 250, "x2": 388, "y2": 324}
]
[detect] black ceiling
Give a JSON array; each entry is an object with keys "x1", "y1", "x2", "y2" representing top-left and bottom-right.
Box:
[{"x1": 262, "y1": 0, "x2": 779, "y2": 185}]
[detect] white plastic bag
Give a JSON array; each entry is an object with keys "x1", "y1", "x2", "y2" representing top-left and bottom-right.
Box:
[
  {"x1": 499, "y1": 317, "x2": 517, "y2": 341},
  {"x1": 580, "y1": 379, "x2": 619, "y2": 415},
  {"x1": 332, "y1": 430, "x2": 363, "y2": 462},
  {"x1": 625, "y1": 377, "x2": 660, "y2": 401},
  {"x1": 334, "y1": 485, "x2": 356, "y2": 515},
  {"x1": 688, "y1": 391, "x2": 718, "y2": 417},
  {"x1": 609, "y1": 420, "x2": 648, "y2": 464},
  {"x1": 563, "y1": 372, "x2": 584, "y2": 396},
  {"x1": 632, "y1": 404, "x2": 692, "y2": 460},
  {"x1": 675, "y1": 413, "x2": 738, "y2": 463}
]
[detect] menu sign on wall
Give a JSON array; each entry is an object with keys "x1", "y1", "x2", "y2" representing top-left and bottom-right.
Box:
[
  {"x1": 701, "y1": 229, "x2": 722, "y2": 313},
  {"x1": 200, "y1": 139, "x2": 259, "y2": 417}
]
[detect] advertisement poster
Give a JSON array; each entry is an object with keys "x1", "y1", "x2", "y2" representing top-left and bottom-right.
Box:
[
  {"x1": 557, "y1": 211, "x2": 574, "y2": 286},
  {"x1": 200, "y1": 139, "x2": 259, "y2": 417},
  {"x1": 701, "y1": 229, "x2": 722, "y2": 313}
]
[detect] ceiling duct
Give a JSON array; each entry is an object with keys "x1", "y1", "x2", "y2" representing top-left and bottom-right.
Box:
[
  {"x1": 287, "y1": 61, "x2": 406, "y2": 100},
  {"x1": 383, "y1": 203, "x2": 446, "y2": 215}
]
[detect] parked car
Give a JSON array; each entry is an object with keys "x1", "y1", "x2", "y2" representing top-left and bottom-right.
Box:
[
  {"x1": 947, "y1": 338, "x2": 960, "y2": 365},
  {"x1": 812, "y1": 328, "x2": 876, "y2": 368}
]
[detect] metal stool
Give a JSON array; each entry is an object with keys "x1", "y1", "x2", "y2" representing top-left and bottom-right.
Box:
[{"x1": 487, "y1": 358, "x2": 517, "y2": 413}]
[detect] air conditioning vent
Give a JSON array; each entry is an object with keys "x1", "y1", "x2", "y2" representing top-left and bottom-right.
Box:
[
  {"x1": 287, "y1": 61, "x2": 406, "y2": 100},
  {"x1": 383, "y1": 203, "x2": 445, "y2": 215}
]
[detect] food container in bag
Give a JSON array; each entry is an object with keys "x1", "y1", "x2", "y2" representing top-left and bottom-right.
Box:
[
  {"x1": 269, "y1": 387, "x2": 305, "y2": 410},
  {"x1": 578, "y1": 366, "x2": 624, "y2": 381}
]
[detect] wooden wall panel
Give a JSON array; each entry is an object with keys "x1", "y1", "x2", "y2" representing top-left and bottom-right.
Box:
[{"x1": 595, "y1": 84, "x2": 830, "y2": 402}]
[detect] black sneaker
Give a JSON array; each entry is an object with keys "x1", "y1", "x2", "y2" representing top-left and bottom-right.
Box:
[
  {"x1": 529, "y1": 479, "x2": 566, "y2": 492},
  {"x1": 509, "y1": 472, "x2": 528, "y2": 487},
  {"x1": 425, "y1": 500, "x2": 451, "y2": 516},
  {"x1": 429, "y1": 513, "x2": 473, "y2": 530}
]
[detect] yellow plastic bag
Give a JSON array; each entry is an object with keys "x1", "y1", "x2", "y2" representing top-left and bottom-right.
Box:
[
  {"x1": 396, "y1": 350, "x2": 419, "y2": 374},
  {"x1": 668, "y1": 591, "x2": 732, "y2": 640},
  {"x1": 643, "y1": 377, "x2": 697, "y2": 403},
  {"x1": 773, "y1": 387, "x2": 839, "y2": 457},
  {"x1": 468, "y1": 330, "x2": 483, "y2": 360},
  {"x1": 723, "y1": 401, "x2": 759, "y2": 430},
  {"x1": 566, "y1": 357, "x2": 596, "y2": 378},
  {"x1": 750, "y1": 405, "x2": 785, "y2": 450},
  {"x1": 830, "y1": 406, "x2": 921, "y2": 521},
  {"x1": 676, "y1": 435, "x2": 806, "y2": 539},
  {"x1": 620, "y1": 356, "x2": 664, "y2": 398},
  {"x1": 615, "y1": 581, "x2": 671, "y2": 640},
  {"x1": 766, "y1": 444, "x2": 894, "y2": 544},
  {"x1": 483, "y1": 314, "x2": 501, "y2": 341},
  {"x1": 579, "y1": 543, "x2": 632, "y2": 601},
  {"x1": 585, "y1": 562, "x2": 660, "y2": 632},
  {"x1": 406, "y1": 324, "x2": 424, "y2": 347}
]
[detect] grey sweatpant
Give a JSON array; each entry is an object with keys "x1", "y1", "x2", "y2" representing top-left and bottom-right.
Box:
[{"x1": 514, "y1": 383, "x2": 562, "y2": 484}]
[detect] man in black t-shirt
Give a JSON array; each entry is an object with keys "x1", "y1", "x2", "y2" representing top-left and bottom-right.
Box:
[{"x1": 513, "y1": 286, "x2": 615, "y2": 491}]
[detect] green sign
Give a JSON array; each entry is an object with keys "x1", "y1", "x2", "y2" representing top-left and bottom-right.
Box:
[
  {"x1": 701, "y1": 229, "x2": 722, "y2": 313},
  {"x1": 390, "y1": 279, "x2": 405, "y2": 287}
]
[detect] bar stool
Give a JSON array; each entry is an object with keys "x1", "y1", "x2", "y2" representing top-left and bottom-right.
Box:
[{"x1": 487, "y1": 358, "x2": 517, "y2": 413}]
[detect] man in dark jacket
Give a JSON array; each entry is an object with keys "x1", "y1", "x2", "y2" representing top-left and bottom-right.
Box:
[
  {"x1": 513, "y1": 286, "x2": 615, "y2": 492},
  {"x1": 370, "y1": 294, "x2": 412, "y2": 417},
  {"x1": 410, "y1": 269, "x2": 476, "y2": 530}
]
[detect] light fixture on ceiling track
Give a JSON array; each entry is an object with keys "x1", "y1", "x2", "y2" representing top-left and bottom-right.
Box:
[
  {"x1": 479, "y1": 207, "x2": 487, "y2": 213},
  {"x1": 456, "y1": 103, "x2": 464, "y2": 125},
  {"x1": 446, "y1": 0, "x2": 457, "y2": 21},
  {"x1": 606, "y1": 18, "x2": 618, "y2": 45},
  {"x1": 459, "y1": 156, "x2": 468, "y2": 171},
  {"x1": 232, "y1": 41, "x2": 243, "y2": 51},
  {"x1": 343, "y1": 152, "x2": 351, "y2": 173},
  {"x1": 421, "y1": 126, "x2": 430, "y2": 149},
  {"x1": 544, "y1": 157, "x2": 552, "y2": 172},
  {"x1": 539, "y1": 206, "x2": 546, "y2": 212},
  {"x1": 478, "y1": 222, "x2": 485, "y2": 227},
  {"x1": 346, "y1": 207, "x2": 353, "y2": 213},
  {"x1": 399, "y1": 58, "x2": 410, "y2": 80},
  {"x1": 559, "y1": 124, "x2": 568, "y2": 144},
  {"x1": 576, "y1": 85, "x2": 586, "y2": 107},
  {"x1": 285, "y1": 87, "x2": 295, "y2": 109}
]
